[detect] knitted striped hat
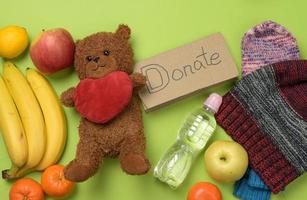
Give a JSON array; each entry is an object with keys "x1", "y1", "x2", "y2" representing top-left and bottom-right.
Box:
[
  {"x1": 241, "y1": 21, "x2": 300, "y2": 75},
  {"x1": 215, "y1": 60, "x2": 307, "y2": 193}
]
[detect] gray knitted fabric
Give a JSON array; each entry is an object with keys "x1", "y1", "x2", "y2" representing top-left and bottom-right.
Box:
[{"x1": 231, "y1": 65, "x2": 307, "y2": 173}]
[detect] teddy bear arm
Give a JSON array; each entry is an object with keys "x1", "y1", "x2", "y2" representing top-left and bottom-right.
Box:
[
  {"x1": 129, "y1": 73, "x2": 146, "y2": 91},
  {"x1": 60, "y1": 87, "x2": 76, "y2": 107}
]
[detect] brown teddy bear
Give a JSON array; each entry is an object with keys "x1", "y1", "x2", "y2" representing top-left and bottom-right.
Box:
[{"x1": 61, "y1": 24, "x2": 150, "y2": 182}]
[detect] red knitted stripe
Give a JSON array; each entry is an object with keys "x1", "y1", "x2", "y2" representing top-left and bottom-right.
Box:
[
  {"x1": 218, "y1": 92, "x2": 234, "y2": 111},
  {"x1": 249, "y1": 137, "x2": 269, "y2": 156},
  {"x1": 255, "y1": 152, "x2": 282, "y2": 172},
  {"x1": 216, "y1": 96, "x2": 239, "y2": 125},
  {"x1": 215, "y1": 92, "x2": 300, "y2": 193},
  {"x1": 273, "y1": 61, "x2": 307, "y2": 121},
  {"x1": 280, "y1": 83, "x2": 307, "y2": 120},
  {"x1": 273, "y1": 60, "x2": 307, "y2": 86},
  {"x1": 236, "y1": 123, "x2": 258, "y2": 145}
]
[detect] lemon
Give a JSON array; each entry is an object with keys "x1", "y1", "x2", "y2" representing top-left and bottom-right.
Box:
[{"x1": 0, "y1": 25, "x2": 29, "y2": 59}]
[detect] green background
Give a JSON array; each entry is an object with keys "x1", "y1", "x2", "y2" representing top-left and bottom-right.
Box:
[{"x1": 0, "y1": 0, "x2": 306, "y2": 199}]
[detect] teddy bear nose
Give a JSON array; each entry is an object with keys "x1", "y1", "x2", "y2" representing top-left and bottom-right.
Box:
[
  {"x1": 93, "y1": 56, "x2": 100, "y2": 63},
  {"x1": 86, "y1": 56, "x2": 100, "y2": 63}
]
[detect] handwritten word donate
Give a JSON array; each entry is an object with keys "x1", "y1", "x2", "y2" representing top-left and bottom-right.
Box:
[
  {"x1": 140, "y1": 47, "x2": 221, "y2": 94},
  {"x1": 135, "y1": 33, "x2": 238, "y2": 111}
]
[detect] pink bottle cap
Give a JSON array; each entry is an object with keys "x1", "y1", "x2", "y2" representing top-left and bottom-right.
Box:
[{"x1": 203, "y1": 93, "x2": 222, "y2": 113}]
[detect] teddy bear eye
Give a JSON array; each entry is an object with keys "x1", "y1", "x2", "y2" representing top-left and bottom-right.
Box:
[
  {"x1": 103, "y1": 50, "x2": 110, "y2": 56},
  {"x1": 86, "y1": 56, "x2": 93, "y2": 62}
]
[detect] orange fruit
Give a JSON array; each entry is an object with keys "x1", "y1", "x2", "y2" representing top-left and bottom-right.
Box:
[
  {"x1": 41, "y1": 165, "x2": 75, "y2": 198},
  {"x1": 0, "y1": 25, "x2": 29, "y2": 58},
  {"x1": 9, "y1": 178, "x2": 44, "y2": 200},
  {"x1": 187, "y1": 182, "x2": 222, "y2": 200}
]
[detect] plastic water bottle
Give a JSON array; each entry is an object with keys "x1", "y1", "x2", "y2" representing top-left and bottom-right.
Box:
[{"x1": 153, "y1": 93, "x2": 222, "y2": 188}]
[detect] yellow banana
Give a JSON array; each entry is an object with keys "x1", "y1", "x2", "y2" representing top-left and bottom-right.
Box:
[
  {"x1": 2, "y1": 62, "x2": 46, "y2": 179},
  {"x1": 26, "y1": 68, "x2": 67, "y2": 171},
  {"x1": 0, "y1": 75, "x2": 28, "y2": 177}
]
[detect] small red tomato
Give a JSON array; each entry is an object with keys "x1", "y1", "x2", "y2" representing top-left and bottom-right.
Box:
[{"x1": 187, "y1": 182, "x2": 222, "y2": 200}]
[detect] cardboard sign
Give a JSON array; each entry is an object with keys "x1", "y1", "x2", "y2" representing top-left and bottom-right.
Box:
[{"x1": 134, "y1": 33, "x2": 238, "y2": 111}]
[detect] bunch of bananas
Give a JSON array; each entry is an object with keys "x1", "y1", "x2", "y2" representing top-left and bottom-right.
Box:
[{"x1": 0, "y1": 62, "x2": 67, "y2": 179}]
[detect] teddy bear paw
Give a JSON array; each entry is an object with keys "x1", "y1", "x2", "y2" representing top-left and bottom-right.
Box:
[{"x1": 120, "y1": 153, "x2": 150, "y2": 175}]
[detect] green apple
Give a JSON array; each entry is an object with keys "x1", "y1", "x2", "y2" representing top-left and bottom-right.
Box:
[{"x1": 204, "y1": 140, "x2": 248, "y2": 182}]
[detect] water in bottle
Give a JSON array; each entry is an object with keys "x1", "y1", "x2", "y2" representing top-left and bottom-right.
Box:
[{"x1": 153, "y1": 93, "x2": 222, "y2": 188}]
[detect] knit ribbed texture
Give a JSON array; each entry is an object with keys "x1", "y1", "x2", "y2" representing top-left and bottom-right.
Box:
[
  {"x1": 274, "y1": 61, "x2": 307, "y2": 121},
  {"x1": 232, "y1": 21, "x2": 303, "y2": 197},
  {"x1": 216, "y1": 92, "x2": 299, "y2": 193},
  {"x1": 237, "y1": 21, "x2": 303, "y2": 197},
  {"x1": 216, "y1": 60, "x2": 307, "y2": 193},
  {"x1": 232, "y1": 65, "x2": 307, "y2": 173},
  {"x1": 241, "y1": 21, "x2": 300, "y2": 75}
]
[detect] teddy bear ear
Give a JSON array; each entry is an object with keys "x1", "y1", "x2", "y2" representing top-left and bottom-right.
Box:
[
  {"x1": 74, "y1": 39, "x2": 82, "y2": 49},
  {"x1": 115, "y1": 24, "x2": 131, "y2": 40}
]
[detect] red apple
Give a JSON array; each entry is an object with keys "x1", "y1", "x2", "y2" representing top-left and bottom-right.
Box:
[{"x1": 30, "y1": 28, "x2": 75, "y2": 74}]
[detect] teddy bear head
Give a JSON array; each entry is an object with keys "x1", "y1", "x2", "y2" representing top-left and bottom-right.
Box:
[{"x1": 74, "y1": 24, "x2": 134, "y2": 79}]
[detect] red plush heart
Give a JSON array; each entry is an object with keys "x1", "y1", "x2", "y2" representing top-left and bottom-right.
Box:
[{"x1": 74, "y1": 71, "x2": 133, "y2": 123}]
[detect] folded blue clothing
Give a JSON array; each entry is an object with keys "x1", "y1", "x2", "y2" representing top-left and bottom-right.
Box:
[
  {"x1": 234, "y1": 178, "x2": 271, "y2": 200},
  {"x1": 233, "y1": 168, "x2": 271, "y2": 200},
  {"x1": 248, "y1": 169, "x2": 269, "y2": 190}
]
